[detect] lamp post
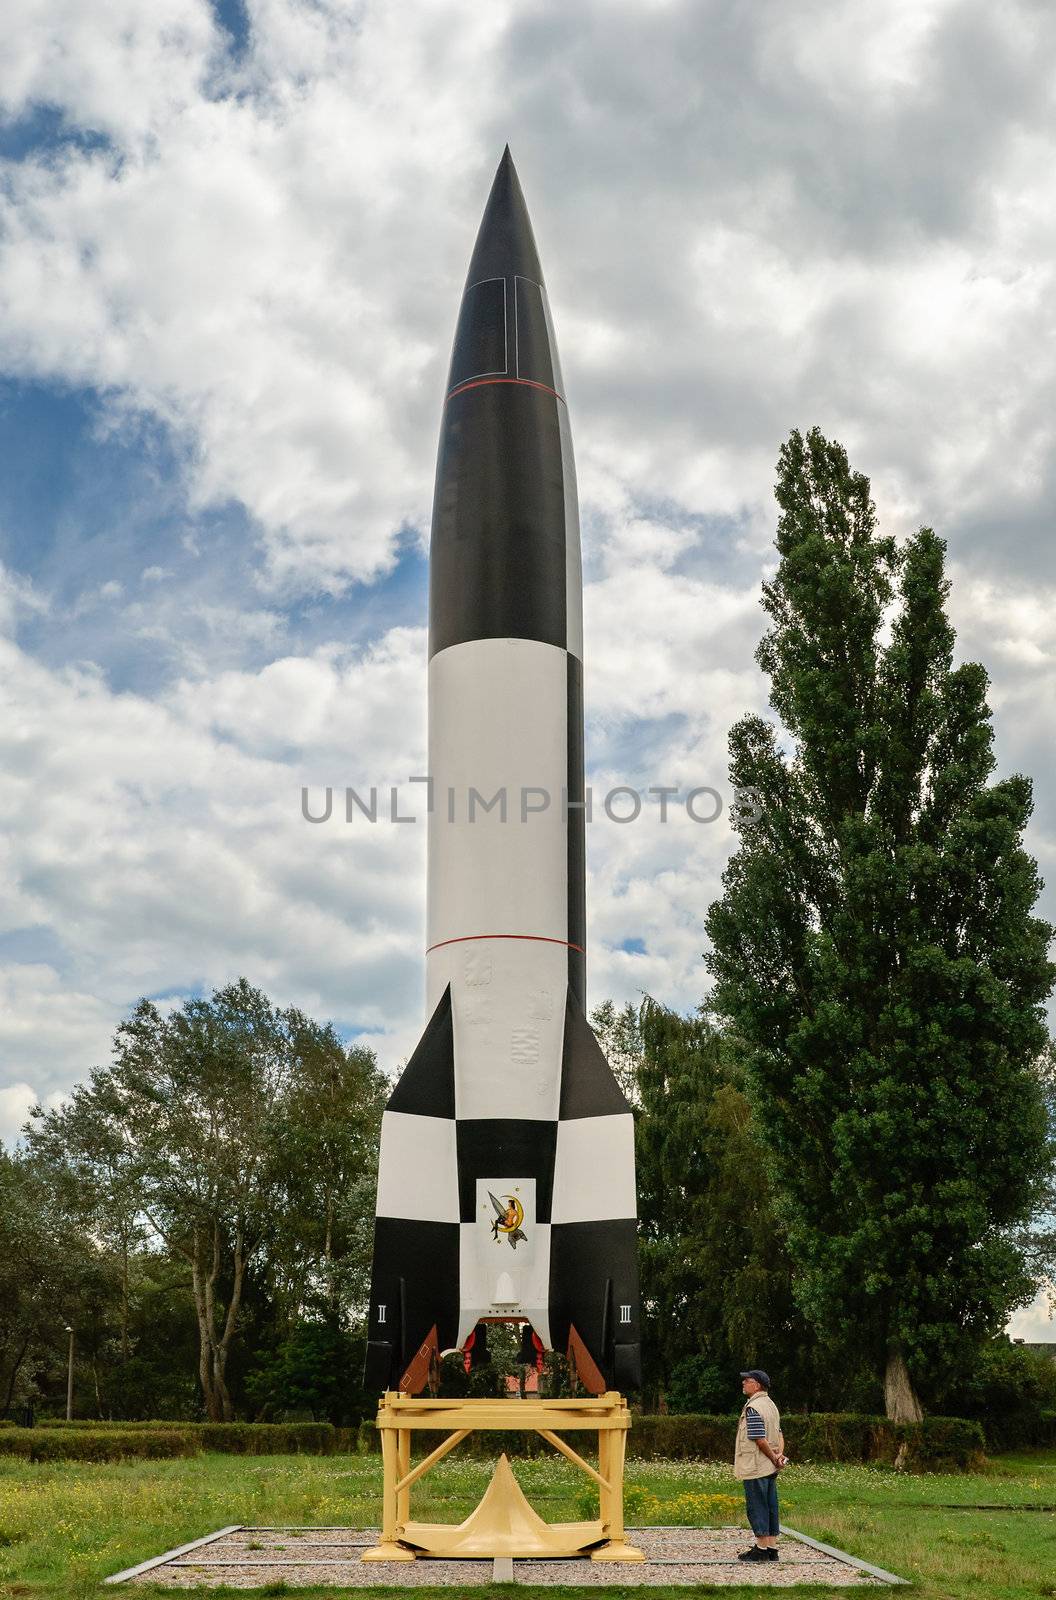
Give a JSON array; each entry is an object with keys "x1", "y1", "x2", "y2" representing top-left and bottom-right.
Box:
[{"x1": 65, "y1": 1325, "x2": 74, "y2": 1421}]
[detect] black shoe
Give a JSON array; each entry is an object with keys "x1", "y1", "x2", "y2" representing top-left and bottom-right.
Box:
[
  {"x1": 737, "y1": 1546, "x2": 768, "y2": 1561},
  {"x1": 766, "y1": 1548, "x2": 779, "y2": 1560}
]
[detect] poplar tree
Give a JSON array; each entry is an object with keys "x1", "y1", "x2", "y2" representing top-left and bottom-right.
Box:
[{"x1": 706, "y1": 428, "x2": 1055, "y2": 1421}]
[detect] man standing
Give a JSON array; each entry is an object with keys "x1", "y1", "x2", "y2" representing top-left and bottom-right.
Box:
[{"x1": 733, "y1": 1368, "x2": 786, "y2": 1562}]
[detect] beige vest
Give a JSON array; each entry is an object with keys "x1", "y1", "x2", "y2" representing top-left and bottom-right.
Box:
[{"x1": 733, "y1": 1390, "x2": 781, "y2": 1480}]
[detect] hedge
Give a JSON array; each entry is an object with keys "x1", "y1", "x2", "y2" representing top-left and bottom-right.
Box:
[
  {"x1": 194, "y1": 1422, "x2": 336, "y2": 1455},
  {"x1": 979, "y1": 1409, "x2": 1056, "y2": 1454},
  {"x1": 1, "y1": 1421, "x2": 337, "y2": 1460},
  {"x1": 626, "y1": 1413, "x2": 984, "y2": 1471},
  {"x1": 36, "y1": 1419, "x2": 337, "y2": 1448},
  {"x1": 38, "y1": 1418, "x2": 202, "y2": 1431},
  {"x1": 0, "y1": 1427, "x2": 199, "y2": 1463},
  {"x1": 352, "y1": 1411, "x2": 983, "y2": 1470},
  {"x1": 8, "y1": 1412, "x2": 986, "y2": 1470}
]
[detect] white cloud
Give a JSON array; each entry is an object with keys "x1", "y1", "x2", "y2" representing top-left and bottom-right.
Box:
[
  {"x1": 0, "y1": 0, "x2": 1053, "y2": 1166},
  {"x1": 948, "y1": 567, "x2": 1056, "y2": 866},
  {"x1": 1007, "y1": 1284, "x2": 1056, "y2": 1345},
  {"x1": 0, "y1": 965, "x2": 114, "y2": 1123},
  {"x1": 0, "y1": 561, "x2": 49, "y2": 632},
  {"x1": 0, "y1": 0, "x2": 1054, "y2": 602},
  {"x1": 0, "y1": 1, "x2": 218, "y2": 145},
  {"x1": 0, "y1": 617, "x2": 430, "y2": 1116},
  {"x1": 762, "y1": 0, "x2": 964, "y2": 109},
  {"x1": 0, "y1": 1083, "x2": 48, "y2": 1148},
  {"x1": 0, "y1": 0, "x2": 511, "y2": 592},
  {"x1": 70, "y1": 579, "x2": 124, "y2": 618}
]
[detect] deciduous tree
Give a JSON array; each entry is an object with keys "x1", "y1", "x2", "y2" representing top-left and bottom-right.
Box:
[
  {"x1": 29, "y1": 979, "x2": 384, "y2": 1421},
  {"x1": 634, "y1": 1000, "x2": 806, "y2": 1406}
]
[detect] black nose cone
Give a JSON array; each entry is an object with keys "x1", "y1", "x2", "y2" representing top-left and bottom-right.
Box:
[
  {"x1": 463, "y1": 146, "x2": 544, "y2": 287},
  {"x1": 431, "y1": 146, "x2": 572, "y2": 661}
]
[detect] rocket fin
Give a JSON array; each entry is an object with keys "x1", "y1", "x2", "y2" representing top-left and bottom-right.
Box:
[
  {"x1": 549, "y1": 988, "x2": 641, "y2": 1390},
  {"x1": 567, "y1": 1324, "x2": 606, "y2": 1395},
  {"x1": 386, "y1": 984, "x2": 455, "y2": 1116},
  {"x1": 558, "y1": 987, "x2": 631, "y2": 1118},
  {"x1": 365, "y1": 987, "x2": 459, "y2": 1393},
  {"x1": 400, "y1": 1324, "x2": 440, "y2": 1396}
]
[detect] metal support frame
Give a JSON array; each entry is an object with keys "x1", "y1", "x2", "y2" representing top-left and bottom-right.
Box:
[{"x1": 361, "y1": 1390, "x2": 644, "y2": 1563}]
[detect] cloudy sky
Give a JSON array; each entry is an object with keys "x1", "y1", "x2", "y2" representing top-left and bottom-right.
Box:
[{"x1": 1, "y1": 1, "x2": 1053, "y2": 1329}]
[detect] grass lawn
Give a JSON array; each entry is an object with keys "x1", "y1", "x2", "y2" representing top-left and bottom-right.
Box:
[{"x1": 0, "y1": 1448, "x2": 1054, "y2": 1599}]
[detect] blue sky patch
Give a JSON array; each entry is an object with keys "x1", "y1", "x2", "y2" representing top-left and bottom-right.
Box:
[
  {"x1": 0, "y1": 378, "x2": 429, "y2": 693},
  {"x1": 0, "y1": 103, "x2": 112, "y2": 164},
  {"x1": 211, "y1": 0, "x2": 252, "y2": 56}
]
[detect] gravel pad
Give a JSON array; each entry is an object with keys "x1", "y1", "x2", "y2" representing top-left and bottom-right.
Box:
[{"x1": 120, "y1": 1524, "x2": 897, "y2": 1587}]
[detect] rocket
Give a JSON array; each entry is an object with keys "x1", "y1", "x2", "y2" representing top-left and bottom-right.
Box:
[{"x1": 364, "y1": 149, "x2": 641, "y2": 1397}]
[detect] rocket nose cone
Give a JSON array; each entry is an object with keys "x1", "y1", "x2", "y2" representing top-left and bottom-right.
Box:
[{"x1": 464, "y1": 146, "x2": 544, "y2": 287}]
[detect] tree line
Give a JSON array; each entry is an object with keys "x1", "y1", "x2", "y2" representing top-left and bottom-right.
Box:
[
  {"x1": 6, "y1": 982, "x2": 387, "y2": 1423},
  {"x1": 6, "y1": 429, "x2": 1054, "y2": 1427}
]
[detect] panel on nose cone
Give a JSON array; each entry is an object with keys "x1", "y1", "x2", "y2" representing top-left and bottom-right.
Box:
[
  {"x1": 514, "y1": 277, "x2": 557, "y2": 390},
  {"x1": 449, "y1": 277, "x2": 508, "y2": 388}
]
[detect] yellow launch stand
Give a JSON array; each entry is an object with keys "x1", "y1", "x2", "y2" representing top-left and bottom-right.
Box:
[{"x1": 361, "y1": 1391, "x2": 644, "y2": 1563}]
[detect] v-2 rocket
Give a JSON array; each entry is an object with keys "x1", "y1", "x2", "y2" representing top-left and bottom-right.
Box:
[{"x1": 364, "y1": 149, "x2": 641, "y2": 1397}]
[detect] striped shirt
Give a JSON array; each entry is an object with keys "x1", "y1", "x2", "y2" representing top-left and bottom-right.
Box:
[{"x1": 745, "y1": 1405, "x2": 766, "y2": 1440}]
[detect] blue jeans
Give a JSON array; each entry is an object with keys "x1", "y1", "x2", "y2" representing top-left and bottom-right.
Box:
[{"x1": 744, "y1": 1473, "x2": 780, "y2": 1537}]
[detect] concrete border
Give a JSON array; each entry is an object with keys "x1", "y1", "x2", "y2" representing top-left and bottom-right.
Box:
[
  {"x1": 106, "y1": 1522, "x2": 906, "y2": 1587},
  {"x1": 104, "y1": 1526, "x2": 242, "y2": 1585},
  {"x1": 781, "y1": 1525, "x2": 907, "y2": 1585},
  {"x1": 182, "y1": 1541, "x2": 376, "y2": 1550},
  {"x1": 178, "y1": 1560, "x2": 408, "y2": 1568}
]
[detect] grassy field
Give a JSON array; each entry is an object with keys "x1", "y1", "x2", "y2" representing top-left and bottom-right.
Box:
[{"x1": 0, "y1": 1448, "x2": 1054, "y2": 1599}]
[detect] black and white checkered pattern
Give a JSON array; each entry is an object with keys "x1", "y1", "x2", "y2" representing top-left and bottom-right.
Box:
[{"x1": 366, "y1": 981, "x2": 640, "y2": 1390}]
